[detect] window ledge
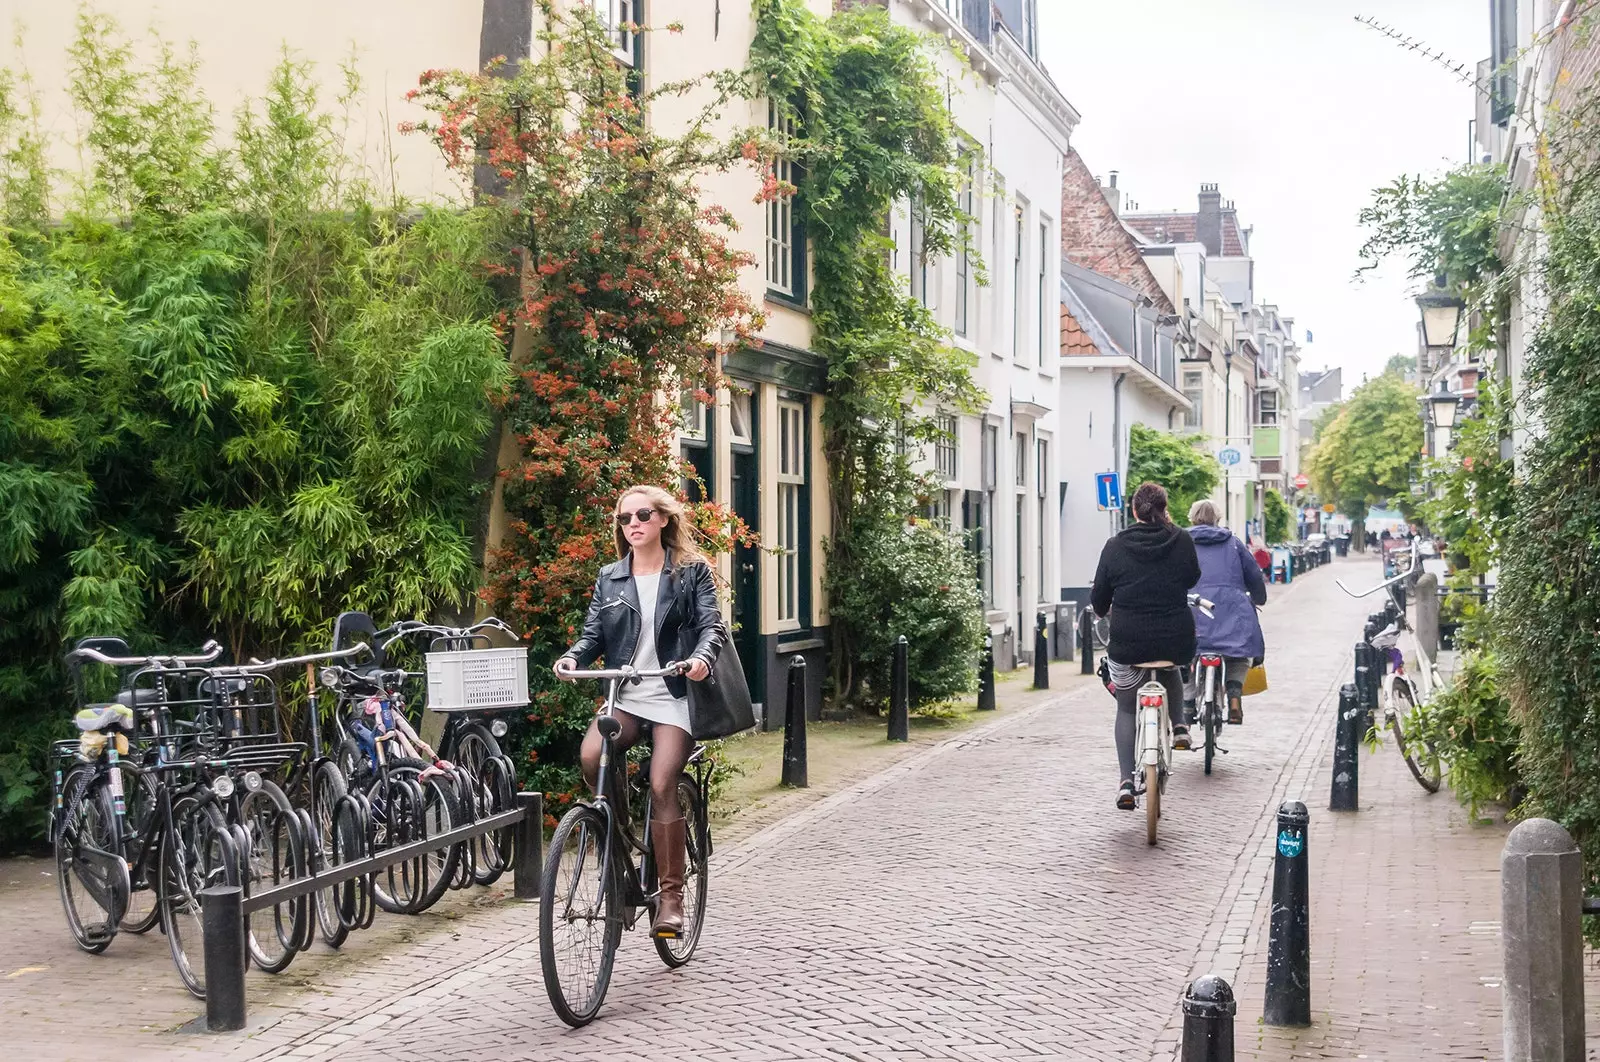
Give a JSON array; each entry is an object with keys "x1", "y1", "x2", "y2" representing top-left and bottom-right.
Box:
[
  {"x1": 777, "y1": 636, "x2": 825, "y2": 653},
  {"x1": 765, "y1": 290, "x2": 811, "y2": 314}
]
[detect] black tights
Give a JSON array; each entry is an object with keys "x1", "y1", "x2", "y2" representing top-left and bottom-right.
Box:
[{"x1": 579, "y1": 711, "x2": 692, "y2": 828}]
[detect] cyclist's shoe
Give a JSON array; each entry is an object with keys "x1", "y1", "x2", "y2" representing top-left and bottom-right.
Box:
[
  {"x1": 1116, "y1": 781, "x2": 1136, "y2": 810},
  {"x1": 1172, "y1": 725, "x2": 1192, "y2": 751},
  {"x1": 1182, "y1": 698, "x2": 1197, "y2": 725},
  {"x1": 651, "y1": 816, "x2": 687, "y2": 939},
  {"x1": 1229, "y1": 697, "x2": 1243, "y2": 725}
]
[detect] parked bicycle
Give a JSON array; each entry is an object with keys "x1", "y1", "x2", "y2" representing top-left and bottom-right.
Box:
[
  {"x1": 1128, "y1": 594, "x2": 1214, "y2": 845},
  {"x1": 1336, "y1": 542, "x2": 1443, "y2": 793},
  {"x1": 538, "y1": 662, "x2": 712, "y2": 1027}
]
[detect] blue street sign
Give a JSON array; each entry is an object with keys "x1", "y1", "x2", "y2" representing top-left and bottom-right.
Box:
[{"x1": 1096, "y1": 472, "x2": 1122, "y2": 511}]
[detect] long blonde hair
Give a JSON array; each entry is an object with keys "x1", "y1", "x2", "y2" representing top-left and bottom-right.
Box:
[{"x1": 613, "y1": 485, "x2": 709, "y2": 567}]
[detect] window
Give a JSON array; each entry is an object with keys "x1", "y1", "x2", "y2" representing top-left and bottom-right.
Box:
[
  {"x1": 1258, "y1": 390, "x2": 1279, "y2": 427},
  {"x1": 909, "y1": 195, "x2": 928, "y2": 307},
  {"x1": 591, "y1": 0, "x2": 637, "y2": 65},
  {"x1": 1037, "y1": 220, "x2": 1049, "y2": 365},
  {"x1": 980, "y1": 424, "x2": 998, "y2": 607},
  {"x1": 935, "y1": 414, "x2": 958, "y2": 482},
  {"x1": 1036, "y1": 440, "x2": 1047, "y2": 602},
  {"x1": 729, "y1": 388, "x2": 754, "y2": 445},
  {"x1": 1182, "y1": 370, "x2": 1204, "y2": 429},
  {"x1": 765, "y1": 102, "x2": 803, "y2": 301},
  {"x1": 1014, "y1": 432, "x2": 1028, "y2": 488},
  {"x1": 955, "y1": 165, "x2": 974, "y2": 336},
  {"x1": 1490, "y1": 0, "x2": 1517, "y2": 126},
  {"x1": 926, "y1": 489, "x2": 954, "y2": 527},
  {"x1": 981, "y1": 422, "x2": 999, "y2": 491},
  {"x1": 776, "y1": 399, "x2": 807, "y2": 628},
  {"x1": 680, "y1": 391, "x2": 712, "y2": 501},
  {"x1": 1012, "y1": 204, "x2": 1025, "y2": 360}
]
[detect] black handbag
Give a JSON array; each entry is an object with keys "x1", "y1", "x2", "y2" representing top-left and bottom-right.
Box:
[{"x1": 687, "y1": 629, "x2": 755, "y2": 739}]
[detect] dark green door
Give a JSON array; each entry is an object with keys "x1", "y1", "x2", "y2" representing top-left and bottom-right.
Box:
[{"x1": 731, "y1": 446, "x2": 763, "y2": 713}]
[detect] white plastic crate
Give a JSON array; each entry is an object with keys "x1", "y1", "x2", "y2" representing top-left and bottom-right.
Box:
[{"x1": 425, "y1": 647, "x2": 530, "y2": 712}]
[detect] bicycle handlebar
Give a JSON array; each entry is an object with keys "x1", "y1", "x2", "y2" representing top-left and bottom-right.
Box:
[
  {"x1": 559, "y1": 663, "x2": 688, "y2": 681},
  {"x1": 229, "y1": 644, "x2": 371, "y2": 673},
  {"x1": 66, "y1": 640, "x2": 225, "y2": 668},
  {"x1": 379, "y1": 617, "x2": 519, "y2": 652},
  {"x1": 1187, "y1": 593, "x2": 1216, "y2": 619}
]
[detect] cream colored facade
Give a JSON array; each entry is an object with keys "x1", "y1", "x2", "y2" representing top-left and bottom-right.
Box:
[{"x1": 6, "y1": 0, "x2": 480, "y2": 206}]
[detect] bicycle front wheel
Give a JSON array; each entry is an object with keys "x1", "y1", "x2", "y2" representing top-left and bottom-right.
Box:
[
  {"x1": 1389, "y1": 684, "x2": 1442, "y2": 793},
  {"x1": 238, "y1": 780, "x2": 310, "y2": 973},
  {"x1": 161, "y1": 796, "x2": 238, "y2": 999},
  {"x1": 655, "y1": 778, "x2": 710, "y2": 969},
  {"x1": 539, "y1": 805, "x2": 621, "y2": 1027}
]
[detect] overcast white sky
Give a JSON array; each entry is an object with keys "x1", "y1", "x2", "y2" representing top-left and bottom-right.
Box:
[{"x1": 1038, "y1": 0, "x2": 1486, "y2": 395}]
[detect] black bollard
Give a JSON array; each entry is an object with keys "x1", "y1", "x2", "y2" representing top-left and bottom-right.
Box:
[
  {"x1": 1182, "y1": 974, "x2": 1237, "y2": 1062},
  {"x1": 888, "y1": 635, "x2": 909, "y2": 742},
  {"x1": 781, "y1": 656, "x2": 808, "y2": 787},
  {"x1": 1329, "y1": 684, "x2": 1361, "y2": 812},
  {"x1": 1032, "y1": 613, "x2": 1049, "y2": 690},
  {"x1": 202, "y1": 885, "x2": 247, "y2": 1031},
  {"x1": 513, "y1": 791, "x2": 544, "y2": 901},
  {"x1": 977, "y1": 633, "x2": 996, "y2": 711},
  {"x1": 1079, "y1": 607, "x2": 1095, "y2": 675},
  {"x1": 1263, "y1": 800, "x2": 1311, "y2": 1027}
]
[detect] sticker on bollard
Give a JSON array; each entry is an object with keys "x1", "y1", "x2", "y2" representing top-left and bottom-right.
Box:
[{"x1": 1276, "y1": 830, "x2": 1304, "y2": 858}]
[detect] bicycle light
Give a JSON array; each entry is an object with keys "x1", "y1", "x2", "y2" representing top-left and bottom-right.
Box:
[
  {"x1": 211, "y1": 775, "x2": 235, "y2": 799},
  {"x1": 242, "y1": 771, "x2": 262, "y2": 792},
  {"x1": 490, "y1": 719, "x2": 508, "y2": 738},
  {"x1": 319, "y1": 667, "x2": 340, "y2": 688},
  {"x1": 1139, "y1": 694, "x2": 1163, "y2": 709}
]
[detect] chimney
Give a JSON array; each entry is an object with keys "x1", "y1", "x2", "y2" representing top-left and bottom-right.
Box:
[
  {"x1": 1197, "y1": 183, "x2": 1223, "y2": 256},
  {"x1": 1099, "y1": 170, "x2": 1123, "y2": 216}
]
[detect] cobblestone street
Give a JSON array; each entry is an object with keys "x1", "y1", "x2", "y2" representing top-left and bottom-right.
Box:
[{"x1": 5, "y1": 556, "x2": 1600, "y2": 1061}]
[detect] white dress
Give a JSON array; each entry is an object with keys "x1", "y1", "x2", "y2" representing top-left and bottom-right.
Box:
[{"x1": 616, "y1": 573, "x2": 693, "y2": 733}]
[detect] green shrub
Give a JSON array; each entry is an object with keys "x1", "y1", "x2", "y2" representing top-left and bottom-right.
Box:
[
  {"x1": 1411, "y1": 650, "x2": 1522, "y2": 819},
  {"x1": 826, "y1": 516, "x2": 984, "y2": 709},
  {"x1": 1263, "y1": 489, "x2": 1291, "y2": 543}
]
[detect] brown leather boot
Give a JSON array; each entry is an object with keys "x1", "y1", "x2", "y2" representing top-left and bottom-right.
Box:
[{"x1": 651, "y1": 816, "x2": 687, "y2": 939}]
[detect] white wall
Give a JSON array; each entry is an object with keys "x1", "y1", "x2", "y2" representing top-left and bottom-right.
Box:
[{"x1": 1056, "y1": 367, "x2": 1184, "y2": 598}]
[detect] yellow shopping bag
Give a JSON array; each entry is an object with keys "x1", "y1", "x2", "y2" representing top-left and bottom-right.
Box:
[{"x1": 1242, "y1": 665, "x2": 1269, "y2": 697}]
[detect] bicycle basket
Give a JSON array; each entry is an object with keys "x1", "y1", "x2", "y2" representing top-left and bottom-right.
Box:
[{"x1": 425, "y1": 647, "x2": 530, "y2": 711}]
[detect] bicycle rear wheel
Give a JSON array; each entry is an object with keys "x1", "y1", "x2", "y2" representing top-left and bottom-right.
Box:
[
  {"x1": 362, "y1": 758, "x2": 463, "y2": 914},
  {"x1": 1145, "y1": 763, "x2": 1160, "y2": 845},
  {"x1": 54, "y1": 767, "x2": 126, "y2": 953},
  {"x1": 119, "y1": 762, "x2": 163, "y2": 935},
  {"x1": 1389, "y1": 684, "x2": 1442, "y2": 793},
  {"x1": 311, "y1": 760, "x2": 353, "y2": 947},
  {"x1": 655, "y1": 778, "x2": 709, "y2": 968},
  {"x1": 539, "y1": 804, "x2": 621, "y2": 1027}
]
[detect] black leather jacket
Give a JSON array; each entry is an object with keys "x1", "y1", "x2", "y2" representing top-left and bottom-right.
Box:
[{"x1": 563, "y1": 549, "x2": 726, "y2": 699}]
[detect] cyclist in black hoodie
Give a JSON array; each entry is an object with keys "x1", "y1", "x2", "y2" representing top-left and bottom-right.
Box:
[{"x1": 1090, "y1": 482, "x2": 1202, "y2": 809}]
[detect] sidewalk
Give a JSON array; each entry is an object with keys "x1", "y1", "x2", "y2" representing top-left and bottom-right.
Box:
[{"x1": 1226, "y1": 689, "x2": 1600, "y2": 1060}]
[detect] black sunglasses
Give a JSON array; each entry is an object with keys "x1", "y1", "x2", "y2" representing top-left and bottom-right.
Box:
[{"x1": 616, "y1": 507, "x2": 658, "y2": 526}]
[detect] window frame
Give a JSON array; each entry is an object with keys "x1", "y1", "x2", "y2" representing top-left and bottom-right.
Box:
[
  {"x1": 954, "y1": 161, "x2": 975, "y2": 337},
  {"x1": 1037, "y1": 218, "x2": 1049, "y2": 366},
  {"x1": 934, "y1": 413, "x2": 959, "y2": 484},
  {"x1": 1012, "y1": 201, "x2": 1026, "y2": 362},
  {"x1": 592, "y1": 0, "x2": 638, "y2": 67},
  {"x1": 765, "y1": 101, "x2": 807, "y2": 307},
  {"x1": 775, "y1": 396, "x2": 810, "y2": 631}
]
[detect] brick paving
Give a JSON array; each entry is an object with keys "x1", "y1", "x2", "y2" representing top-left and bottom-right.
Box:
[{"x1": 5, "y1": 554, "x2": 1600, "y2": 1061}]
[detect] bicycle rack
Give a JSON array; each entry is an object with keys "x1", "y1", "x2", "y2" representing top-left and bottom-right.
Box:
[{"x1": 200, "y1": 791, "x2": 542, "y2": 1032}]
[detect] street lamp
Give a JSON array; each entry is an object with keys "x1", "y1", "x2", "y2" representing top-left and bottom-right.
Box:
[
  {"x1": 1415, "y1": 286, "x2": 1465, "y2": 375},
  {"x1": 1427, "y1": 381, "x2": 1461, "y2": 455}
]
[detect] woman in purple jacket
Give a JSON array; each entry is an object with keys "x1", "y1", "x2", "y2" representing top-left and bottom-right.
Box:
[{"x1": 1185, "y1": 500, "x2": 1267, "y2": 725}]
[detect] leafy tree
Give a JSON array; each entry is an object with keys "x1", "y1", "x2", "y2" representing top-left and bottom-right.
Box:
[
  {"x1": 1304, "y1": 373, "x2": 1422, "y2": 541},
  {"x1": 1262, "y1": 489, "x2": 1291, "y2": 543},
  {"x1": 751, "y1": 0, "x2": 984, "y2": 705},
  {"x1": 410, "y1": 5, "x2": 761, "y2": 799},
  {"x1": 1384, "y1": 353, "x2": 1417, "y2": 376},
  {"x1": 1357, "y1": 164, "x2": 1506, "y2": 290},
  {"x1": 1126, "y1": 425, "x2": 1219, "y2": 526},
  {"x1": 0, "y1": 17, "x2": 507, "y2": 848}
]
